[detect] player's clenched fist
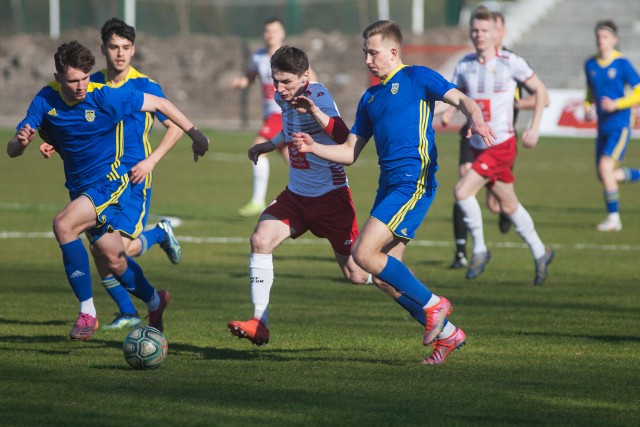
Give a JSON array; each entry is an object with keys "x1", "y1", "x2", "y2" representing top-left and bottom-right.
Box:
[
  {"x1": 187, "y1": 127, "x2": 209, "y2": 162},
  {"x1": 16, "y1": 124, "x2": 37, "y2": 146}
]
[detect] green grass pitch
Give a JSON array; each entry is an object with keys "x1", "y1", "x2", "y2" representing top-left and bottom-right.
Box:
[{"x1": 0, "y1": 128, "x2": 639, "y2": 426}]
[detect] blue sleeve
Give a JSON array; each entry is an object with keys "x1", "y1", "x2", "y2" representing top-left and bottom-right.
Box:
[
  {"x1": 16, "y1": 88, "x2": 47, "y2": 131},
  {"x1": 351, "y1": 91, "x2": 373, "y2": 140},
  {"x1": 140, "y1": 80, "x2": 168, "y2": 123},
  {"x1": 94, "y1": 86, "x2": 145, "y2": 124},
  {"x1": 417, "y1": 67, "x2": 457, "y2": 101}
]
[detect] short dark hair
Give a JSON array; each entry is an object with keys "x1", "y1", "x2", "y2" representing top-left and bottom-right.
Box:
[
  {"x1": 271, "y1": 45, "x2": 309, "y2": 76},
  {"x1": 101, "y1": 17, "x2": 136, "y2": 45},
  {"x1": 362, "y1": 20, "x2": 403, "y2": 45},
  {"x1": 263, "y1": 17, "x2": 284, "y2": 28},
  {"x1": 54, "y1": 41, "x2": 95, "y2": 74},
  {"x1": 595, "y1": 19, "x2": 617, "y2": 36}
]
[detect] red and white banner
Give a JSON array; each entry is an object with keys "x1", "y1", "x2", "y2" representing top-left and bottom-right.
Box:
[{"x1": 539, "y1": 89, "x2": 640, "y2": 137}]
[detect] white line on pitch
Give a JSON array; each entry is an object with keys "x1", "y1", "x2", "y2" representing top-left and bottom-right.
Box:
[{"x1": 1, "y1": 231, "x2": 638, "y2": 252}]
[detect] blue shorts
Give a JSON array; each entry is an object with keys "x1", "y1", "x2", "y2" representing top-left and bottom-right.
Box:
[
  {"x1": 110, "y1": 183, "x2": 152, "y2": 240},
  {"x1": 597, "y1": 127, "x2": 630, "y2": 163},
  {"x1": 71, "y1": 176, "x2": 131, "y2": 242},
  {"x1": 370, "y1": 181, "x2": 436, "y2": 240}
]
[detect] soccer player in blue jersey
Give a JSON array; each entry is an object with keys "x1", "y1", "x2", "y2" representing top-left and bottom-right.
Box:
[
  {"x1": 8, "y1": 41, "x2": 209, "y2": 340},
  {"x1": 584, "y1": 20, "x2": 640, "y2": 232},
  {"x1": 40, "y1": 18, "x2": 185, "y2": 330},
  {"x1": 293, "y1": 20, "x2": 495, "y2": 364}
]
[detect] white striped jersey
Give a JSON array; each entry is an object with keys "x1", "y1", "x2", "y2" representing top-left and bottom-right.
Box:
[
  {"x1": 248, "y1": 47, "x2": 281, "y2": 118},
  {"x1": 452, "y1": 49, "x2": 534, "y2": 149}
]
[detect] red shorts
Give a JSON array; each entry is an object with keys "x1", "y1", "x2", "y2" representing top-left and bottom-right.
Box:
[
  {"x1": 263, "y1": 186, "x2": 358, "y2": 256},
  {"x1": 258, "y1": 113, "x2": 283, "y2": 140},
  {"x1": 471, "y1": 135, "x2": 517, "y2": 185}
]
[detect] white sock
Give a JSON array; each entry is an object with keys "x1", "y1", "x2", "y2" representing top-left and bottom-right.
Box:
[
  {"x1": 510, "y1": 204, "x2": 545, "y2": 259},
  {"x1": 250, "y1": 253, "x2": 274, "y2": 327},
  {"x1": 424, "y1": 294, "x2": 440, "y2": 309},
  {"x1": 79, "y1": 297, "x2": 97, "y2": 317},
  {"x1": 457, "y1": 197, "x2": 487, "y2": 254},
  {"x1": 251, "y1": 156, "x2": 270, "y2": 205},
  {"x1": 145, "y1": 290, "x2": 160, "y2": 312},
  {"x1": 365, "y1": 274, "x2": 374, "y2": 284},
  {"x1": 438, "y1": 321, "x2": 457, "y2": 339},
  {"x1": 608, "y1": 212, "x2": 621, "y2": 221}
]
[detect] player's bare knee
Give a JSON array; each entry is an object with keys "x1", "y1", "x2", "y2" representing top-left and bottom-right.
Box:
[
  {"x1": 351, "y1": 248, "x2": 372, "y2": 272},
  {"x1": 344, "y1": 269, "x2": 369, "y2": 285},
  {"x1": 453, "y1": 186, "x2": 466, "y2": 202},
  {"x1": 52, "y1": 213, "x2": 75, "y2": 241},
  {"x1": 102, "y1": 250, "x2": 128, "y2": 274},
  {"x1": 250, "y1": 231, "x2": 273, "y2": 253}
]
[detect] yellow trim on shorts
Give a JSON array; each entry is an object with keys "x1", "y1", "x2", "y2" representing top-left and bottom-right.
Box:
[
  {"x1": 387, "y1": 100, "x2": 431, "y2": 230},
  {"x1": 94, "y1": 174, "x2": 130, "y2": 217},
  {"x1": 611, "y1": 127, "x2": 629, "y2": 162}
]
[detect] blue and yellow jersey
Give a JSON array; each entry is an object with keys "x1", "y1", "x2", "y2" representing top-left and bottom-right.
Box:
[
  {"x1": 585, "y1": 50, "x2": 640, "y2": 130},
  {"x1": 92, "y1": 67, "x2": 167, "y2": 186},
  {"x1": 351, "y1": 65, "x2": 456, "y2": 188},
  {"x1": 18, "y1": 82, "x2": 144, "y2": 193}
]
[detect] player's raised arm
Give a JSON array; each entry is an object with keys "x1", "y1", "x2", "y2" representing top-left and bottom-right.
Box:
[
  {"x1": 442, "y1": 87, "x2": 496, "y2": 146},
  {"x1": 141, "y1": 93, "x2": 209, "y2": 162},
  {"x1": 7, "y1": 124, "x2": 37, "y2": 158},
  {"x1": 290, "y1": 95, "x2": 350, "y2": 144}
]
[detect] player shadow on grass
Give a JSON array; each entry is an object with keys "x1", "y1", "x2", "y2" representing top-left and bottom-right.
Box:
[
  {"x1": 0, "y1": 317, "x2": 67, "y2": 326},
  {"x1": 516, "y1": 330, "x2": 640, "y2": 343},
  {"x1": 167, "y1": 341, "x2": 401, "y2": 365}
]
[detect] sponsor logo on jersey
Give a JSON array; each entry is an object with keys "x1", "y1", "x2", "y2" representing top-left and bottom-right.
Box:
[
  {"x1": 47, "y1": 108, "x2": 57, "y2": 116},
  {"x1": 608, "y1": 68, "x2": 617, "y2": 79},
  {"x1": 343, "y1": 240, "x2": 352, "y2": 246},
  {"x1": 85, "y1": 110, "x2": 96, "y2": 122},
  {"x1": 391, "y1": 83, "x2": 399, "y2": 94}
]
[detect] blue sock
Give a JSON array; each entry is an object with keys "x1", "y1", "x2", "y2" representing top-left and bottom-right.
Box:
[
  {"x1": 394, "y1": 295, "x2": 449, "y2": 330},
  {"x1": 137, "y1": 226, "x2": 167, "y2": 256},
  {"x1": 115, "y1": 257, "x2": 155, "y2": 302},
  {"x1": 396, "y1": 295, "x2": 426, "y2": 326},
  {"x1": 377, "y1": 256, "x2": 432, "y2": 306},
  {"x1": 101, "y1": 275, "x2": 137, "y2": 314},
  {"x1": 60, "y1": 239, "x2": 92, "y2": 302},
  {"x1": 604, "y1": 190, "x2": 619, "y2": 213},
  {"x1": 621, "y1": 167, "x2": 640, "y2": 183}
]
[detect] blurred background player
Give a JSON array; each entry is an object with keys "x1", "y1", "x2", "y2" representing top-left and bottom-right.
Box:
[
  {"x1": 8, "y1": 41, "x2": 209, "y2": 340},
  {"x1": 584, "y1": 19, "x2": 640, "y2": 232},
  {"x1": 293, "y1": 20, "x2": 496, "y2": 364},
  {"x1": 441, "y1": 9, "x2": 549, "y2": 269},
  {"x1": 227, "y1": 45, "x2": 373, "y2": 347},
  {"x1": 40, "y1": 18, "x2": 185, "y2": 330},
  {"x1": 230, "y1": 17, "x2": 289, "y2": 217},
  {"x1": 451, "y1": 6, "x2": 553, "y2": 285}
]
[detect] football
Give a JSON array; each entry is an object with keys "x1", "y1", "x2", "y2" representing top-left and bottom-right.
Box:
[{"x1": 123, "y1": 326, "x2": 168, "y2": 369}]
